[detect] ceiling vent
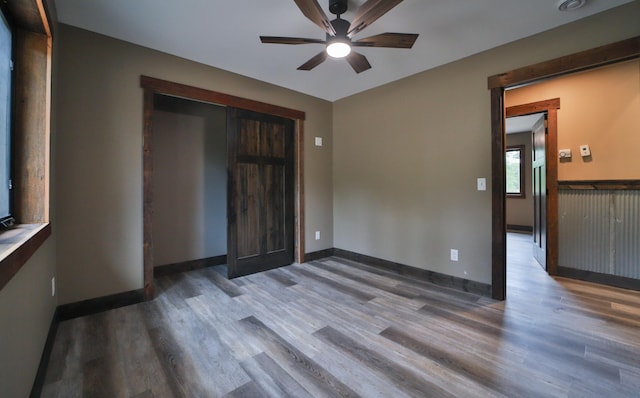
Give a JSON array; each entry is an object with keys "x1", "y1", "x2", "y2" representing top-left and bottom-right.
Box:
[{"x1": 557, "y1": 0, "x2": 587, "y2": 11}]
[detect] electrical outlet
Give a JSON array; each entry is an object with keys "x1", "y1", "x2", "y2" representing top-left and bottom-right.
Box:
[
  {"x1": 315, "y1": 231, "x2": 320, "y2": 240},
  {"x1": 450, "y1": 249, "x2": 459, "y2": 262},
  {"x1": 51, "y1": 277, "x2": 55, "y2": 297},
  {"x1": 315, "y1": 137, "x2": 323, "y2": 147}
]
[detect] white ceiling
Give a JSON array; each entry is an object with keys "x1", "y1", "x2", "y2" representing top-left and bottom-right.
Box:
[
  {"x1": 54, "y1": 0, "x2": 633, "y2": 102},
  {"x1": 506, "y1": 113, "x2": 544, "y2": 134}
]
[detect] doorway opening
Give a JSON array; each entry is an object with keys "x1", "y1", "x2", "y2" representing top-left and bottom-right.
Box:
[
  {"x1": 506, "y1": 112, "x2": 545, "y2": 270},
  {"x1": 488, "y1": 36, "x2": 639, "y2": 300},
  {"x1": 504, "y1": 104, "x2": 560, "y2": 296},
  {"x1": 504, "y1": 100, "x2": 560, "y2": 279},
  {"x1": 140, "y1": 76, "x2": 306, "y2": 300},
  {"x1": 152, "y1": 95, "x2": 228, "y2": 276}
]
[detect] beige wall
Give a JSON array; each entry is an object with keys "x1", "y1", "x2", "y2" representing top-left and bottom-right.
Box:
[
  {"x1": 333, "y1": 3, "x2": 640, "y2": 285},
  {"x1": 506, "y1": 132, "x2": 533, "y2": 227},
  {"x1": 0, "y1": 239, "x2": 57, "y2": 397},
  {"x1": 506, "y1": 59, "x2": 640, "y2": 180},
  {"x1": 152, "y1": 107, "x2": 227, "y2": 266},
  {"x1": 55, "y1": 24, "x2": 334, "y2": 304}
]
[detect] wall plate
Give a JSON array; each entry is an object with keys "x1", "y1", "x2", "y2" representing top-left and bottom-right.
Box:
[
  {"x1": 580, "y1": 144, "x2": 591, "y2": 157},
  {"x1": 559, "y1": 149, "x2": 571, "y2": 158}
]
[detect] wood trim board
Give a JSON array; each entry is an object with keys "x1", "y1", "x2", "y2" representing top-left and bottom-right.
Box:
[
  {"x1": 557, "y1": 267, "x2": 640, "y2": 292},
  {"x1": 140, "y1": 76, "x2": 305, "y2": 121},
  {"x1": 558, "y1": 180, "x2": 640, "y2": 190},
  {"x1": 506, "y1": 225, "x2": 533, "y2": 232},
  {"x1": 154, "y1": 255, "x2": 228, "y2": 277},
  {"x1": 57, "y1": 289, "x2": 145, "y2": 321},
  {"x1": 488, "y1": 36, "x2": 640, "y2": 89},
  {"x1": 0, "y1": 223, "x2": 50, "y2": 291},
  {"x1": 304, "y1": 248, "x2": 335, "y2": 262},
  {"x1": 333, "y1": 248, "x2": 492, "y2": 297},
  {"x1": 29, "y1": 309, "x2": 59, "y2": 398}
]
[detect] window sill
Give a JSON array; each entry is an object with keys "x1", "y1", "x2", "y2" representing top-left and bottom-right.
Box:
[{"x1": 0, "y1": 223, "x2": 51, "y2": 291}]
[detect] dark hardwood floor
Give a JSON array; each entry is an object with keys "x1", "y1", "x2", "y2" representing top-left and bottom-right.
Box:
[{"x1": 41, "y1": 233, "x2": 640, "y2": 397}]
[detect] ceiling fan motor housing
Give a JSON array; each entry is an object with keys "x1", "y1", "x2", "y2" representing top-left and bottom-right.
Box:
[
  {"x1": 328, "y1": 17, "x2": 350, "y2": 40},
  {"x1": 329, "y1": 0, "x2": 348, "y2": 15}
]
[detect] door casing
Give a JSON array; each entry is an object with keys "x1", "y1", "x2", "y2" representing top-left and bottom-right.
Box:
[
  {"x1": 506, "y1": 101, "x2": 560, "y2": 275},
  {"x1": 140, "y1": 76, "x2": 306, "y2": 300},
  {"x1": 488, "y1": 36, "x2": 640, "y2": 300}
]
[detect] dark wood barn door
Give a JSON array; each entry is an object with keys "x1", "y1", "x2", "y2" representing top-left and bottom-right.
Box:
[
  {"x1": 532, "y1": 116, "x2": 547, "y2": 269},
  {"x1": 227, "y1": 108, "x2": 294, "y2": 278}
]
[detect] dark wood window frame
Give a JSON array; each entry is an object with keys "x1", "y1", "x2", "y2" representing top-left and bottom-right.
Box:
[
  {"x1": 488, "y1": 35, "x2": 640, "y2": 300},
  {"x1": 140, "y1": 75, "x2": 306, "y2": 300},
  {"x1": 0, "y1": 0, "x2": 52, "y2": 292},
  {"x1": 505, "y1": 145, "x2": 525, "y2": 198}
]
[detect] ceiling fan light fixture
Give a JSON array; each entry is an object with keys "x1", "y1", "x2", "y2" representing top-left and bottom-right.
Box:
[
  {"x1": 326, "y1": 40, "x2": 351, "y2": 58},
  {"x1": 557, "y1": 0, "x2": 587, "y2": 11}
]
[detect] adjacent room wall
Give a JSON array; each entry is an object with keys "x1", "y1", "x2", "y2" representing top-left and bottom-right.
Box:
[
  {"x1": 506, "y1": 59, "x2": 640, "y2": 181},
  {"x1": 152, "y1": 105, "x2": 227, "y2": 266},
  {"x1": 56, "y1": 24, "x2": 334, "y2": 304},
  {"x1": 332, "y1": 3, "x2": 640, "y2": 285},
  {"x1": 506, "y1": 132, "x2": 533, "y2": 228}
]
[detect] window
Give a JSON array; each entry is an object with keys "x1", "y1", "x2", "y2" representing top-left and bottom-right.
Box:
[
  {"x1": 0, "y1": 8, "x2": 12, "y2": 227},
  {"x1": 0, "y1": 0, "x2": 52, "y2": 292},
  {"x1": 506, "y1": 145, "x2": 525, "y2": 198}
]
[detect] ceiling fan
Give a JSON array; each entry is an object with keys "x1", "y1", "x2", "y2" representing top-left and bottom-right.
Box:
[{"x1": 260, "y1": 0, "x2": 418, "y2": 73}]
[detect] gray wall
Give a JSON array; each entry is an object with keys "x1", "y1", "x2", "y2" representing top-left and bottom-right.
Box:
[
  {"x1": 55, "y1": 24, "x2": 334, "y2": 304},
  {"x1": 506, "y1": 132, "x2": 533, "y2": 228},
  {"x1": 333, "y1": 3, "x2": 640, "y2": 285},
  {"x1": 152, "y1": 105, "x2": 227, "y2": 266}
]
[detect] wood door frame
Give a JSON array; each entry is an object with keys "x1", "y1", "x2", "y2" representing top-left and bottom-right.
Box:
[
  {"x1": 140, "y1": 76, "x2": 306, "y2": 300},
  {"x1": 507, "y1": 100, "x2": 560, "y2": 272},
  {"x1": 488, "y1": 35, "x2": 640, "y2": 300}
]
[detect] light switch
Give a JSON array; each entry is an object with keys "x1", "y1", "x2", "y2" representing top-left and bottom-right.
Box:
[
  {"x1": 477, "y1": 178, "x2": 486, "y2": 191},
  {"x1": 315, "y1": 137, "x2": 323, "y2": 147},
  {"x1": 450, "y1": 249, "x2": 459, "y2": 262}
]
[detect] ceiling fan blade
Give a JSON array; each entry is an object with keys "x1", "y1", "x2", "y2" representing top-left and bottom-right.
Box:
[
  {"x1": 346, "y1": 51, "x2": 372, "y2": 74},
  {"x1": 352, "y1": 33, "x2": 418, "y2": 48},
  {"x1": 297, "y1": 51, "x2": 329, "y2": 71},
  {"x1": 260, "y1": 36, "x2": 326, "y2": 45},
  {"x1": 293, "y1": 0, "x2": 336, "y2": 36},
  {"x1": 348, "y1": 0, "x2": 403, "y2": 37}
]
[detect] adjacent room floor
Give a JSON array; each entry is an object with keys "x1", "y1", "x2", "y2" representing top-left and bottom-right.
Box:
[{"x1": 41, "y1": 233, "x2": 640, "y2": 397}]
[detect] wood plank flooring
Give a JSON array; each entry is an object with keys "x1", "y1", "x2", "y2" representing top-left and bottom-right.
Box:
[{"x1": 41, "y1": 233, "x2": 640, "y2": 397}]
